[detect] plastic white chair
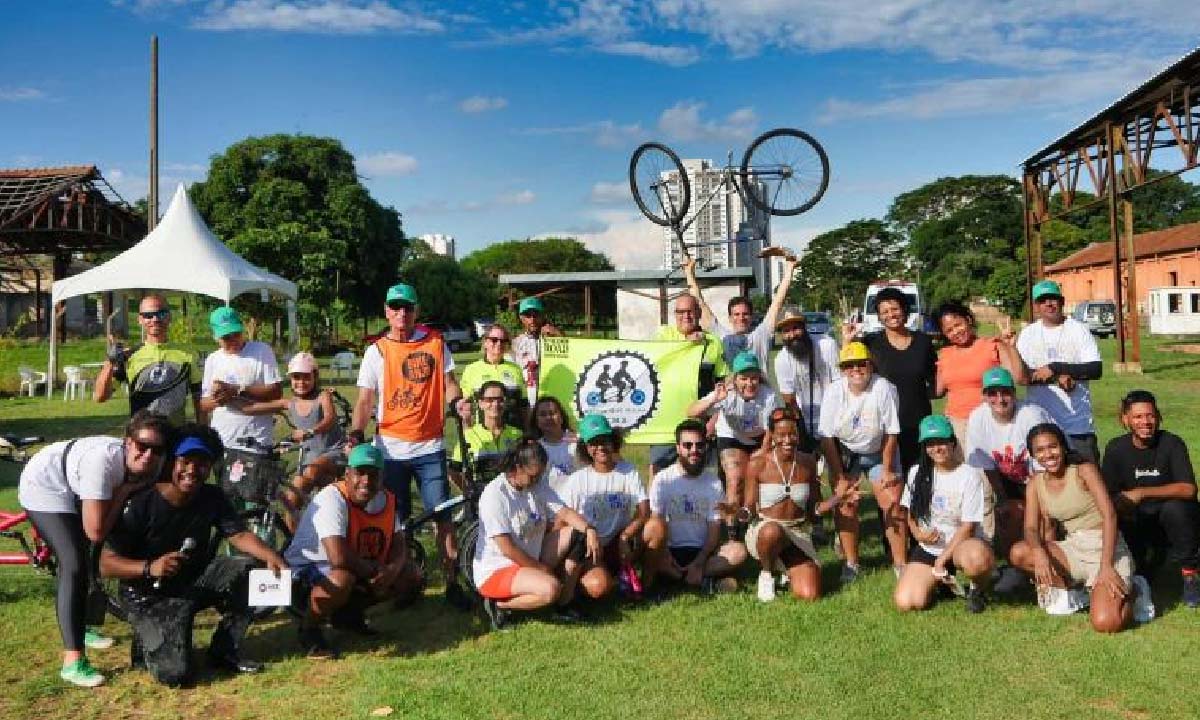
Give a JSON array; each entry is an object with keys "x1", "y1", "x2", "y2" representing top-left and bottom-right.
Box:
[
  {"x1": 18, "y1": 366, "x2": 48, "y2": 397},
  {"x1": 63, "y1": 366, "x2": 90, "y2": 401},
  {"x1": 331, "y1": 352, "x2": 357, "y2": 381}
]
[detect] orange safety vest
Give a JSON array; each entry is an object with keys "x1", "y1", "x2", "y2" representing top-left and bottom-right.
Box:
[
  {"x1": 375, "y1": 333, "x2": 446, "y2": 442},
  {"x1": 336, "y1": 482, "x2": 398, "y2": 563}
]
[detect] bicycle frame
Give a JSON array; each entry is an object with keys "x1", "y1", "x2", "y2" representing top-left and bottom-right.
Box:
[{"x1": 0, "y1": 510, "x2": 53, "y2": 568}]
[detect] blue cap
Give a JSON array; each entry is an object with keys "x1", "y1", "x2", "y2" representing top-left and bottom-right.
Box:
[{"x1": 174, "y1": 436, "x2": 214, "y2": 458}]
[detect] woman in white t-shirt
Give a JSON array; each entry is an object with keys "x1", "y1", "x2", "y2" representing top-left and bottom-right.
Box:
[
  {"x1": 472, "y1": 438, "x2": 602, "y2": 630},
  {"x1": 17, "y1": 411, "x2": 173, "y2": 688},
  {"x1": 817, "y1": 341, "x2": 905, "y2": 581},
  {"x1": 527, "y1": 396, "x2": 578, "y2": 482},
  {"x1": 895, "y1": 415, "x2": 995, "y2": 613},
  {"x1": 687, "y1": 350, "x2": 779, "y2": 519},
  {"x1": 559, "y1": 414, "x2": 649, "y2": 601}
]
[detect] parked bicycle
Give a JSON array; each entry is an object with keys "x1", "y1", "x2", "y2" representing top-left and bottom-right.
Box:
[{"x1": 628, "y1": 127, "x2": 830, "y2": 262}]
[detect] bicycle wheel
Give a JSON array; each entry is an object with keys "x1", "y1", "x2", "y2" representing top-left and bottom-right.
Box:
[
  {"x1": 455, "y1": 519, "x2": 480, "y2": 593},
  {"x1": 739, "y1": 128, "x2": 829, "y2": 216},
  {"x1": 407, "y1": 536, "x2": 428, "y2": 578},
  {"x1": 629, "y1": 142, "x2": 690, "y2": 227}
]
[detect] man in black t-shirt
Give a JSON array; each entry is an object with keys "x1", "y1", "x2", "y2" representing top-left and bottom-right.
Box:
[
  {"x1": 101, "y1": 426, "x2": 287, "y2": 686},
  {"x1": 1100, "y1": 390, "x2": 1200, "y2": 608}
]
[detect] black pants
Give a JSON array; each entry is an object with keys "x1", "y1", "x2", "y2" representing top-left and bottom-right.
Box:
[
  {"x1": 1068, "y1": 433, "x2": 1100, "y2": 464},
  {"x1": 1120, "y1": 499, "x2": 1200, "y2": 575},
  {"x1": 26, "y1": 510, "x2": 98, "y2": 651},
  {"x1": 123, "y1": 556, "x2": 256, "y2": 686}
]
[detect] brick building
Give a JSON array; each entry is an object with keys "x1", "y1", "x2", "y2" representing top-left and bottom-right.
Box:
[{"x1": 1043, "y1": 221, "x2": 1200, "y2": 313}]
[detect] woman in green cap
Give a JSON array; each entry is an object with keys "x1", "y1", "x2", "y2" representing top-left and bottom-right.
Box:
[
  {"x1": 894, "y1": 414, "x2": 994, "y2": 613},
  {"x1": 557, "y1": 413, "x2": 648, "y2": 600}
]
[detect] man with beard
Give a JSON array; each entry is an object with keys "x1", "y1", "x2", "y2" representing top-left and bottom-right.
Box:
[
  {"x1": 773, "y1": 307, "x2": 839, "y2": 447},
  {"x1": 641, "y1": 420, "x2": 747, "y2": 594}
]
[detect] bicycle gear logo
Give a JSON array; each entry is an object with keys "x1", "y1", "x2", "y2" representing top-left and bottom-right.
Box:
[{"x1": 574, "y1": 350, "x2": 659, "y2": 432}]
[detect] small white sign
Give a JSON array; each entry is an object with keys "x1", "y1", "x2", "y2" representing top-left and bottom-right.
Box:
[{"x1": 248, "y1": 568, "x2": 292, "y2": 607}]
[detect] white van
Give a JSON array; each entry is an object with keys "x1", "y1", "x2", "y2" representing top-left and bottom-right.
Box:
[{"x1": 861, "y1": 281, "x2": 924, "y2": 334}]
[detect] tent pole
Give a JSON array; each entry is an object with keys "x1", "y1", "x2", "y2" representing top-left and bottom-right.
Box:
[
  {"x1": 46, "y1": 302, "x2": 60, "y2": 398},
  {"x1": 287, "y1": 300, "x2": 298, "y2": 356}
]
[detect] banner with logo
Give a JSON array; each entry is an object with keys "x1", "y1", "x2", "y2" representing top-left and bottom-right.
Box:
[{"x1": 538, "y1": 336, "x2": 703, "y2": 445}]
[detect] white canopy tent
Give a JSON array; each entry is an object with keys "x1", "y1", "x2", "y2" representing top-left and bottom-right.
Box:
[{"x1": 47, "y1": 183, "x2": 299, "y2": 396}]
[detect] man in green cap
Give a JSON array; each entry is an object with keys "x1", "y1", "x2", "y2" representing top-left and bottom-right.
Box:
[
  {"x1": 1016, "y1": 279, "x2": 1102, "y2": 461},
  {"x1": 200, "y1": 306, "x2": 282, "y2": 453},
  {"x1": 349, "y1": 282, "x2": 469, "y2": 609},
  {"x1": 512, "y1": 296, "x2": 563, "y2": 405},
  {"x1": 285, "y1": 443, "x2": 418, "y2": 658}
]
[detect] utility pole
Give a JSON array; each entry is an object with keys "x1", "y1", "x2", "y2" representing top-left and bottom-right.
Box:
[{"x1": 148, "y1": 35, "x2": 159, "y2": 230}]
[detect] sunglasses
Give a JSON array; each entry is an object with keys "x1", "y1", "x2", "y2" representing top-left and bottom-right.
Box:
[
  {"x1": 386, "y1": 300, "x2": 415, "y2": 311},
  {"x1": 479, "y1": 396, "x2": 506, "y2": 403},
  {"x1": 586, "y1": 436, "x2": 614, "y2": 447},
  {"x1": 674, "y1": 309, "x2": 697, "y2": 316},
  {"x1": 841, "y1": 360, "x2": 870, "y2": 370},
  {"x1": 130, "y1": 437, "x2": 166, "y2": 456},
  {"x1": 139, "y1": 309, "x2": 170, "y2": 320},
  {"x1": 484, "y1": 336, "x2": 507, "y2": 343},
  {"x1": 679, "y1": 440, "x2": 707, "y2": 450}
]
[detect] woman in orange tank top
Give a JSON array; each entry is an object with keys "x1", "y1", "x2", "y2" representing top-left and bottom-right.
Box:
[{"x1": 933, "y1": 302, "x2": 1025, "y2": 437}]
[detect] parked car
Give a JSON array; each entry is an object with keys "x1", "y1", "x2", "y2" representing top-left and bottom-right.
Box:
[
  {"x1": 424, "y1": 322, "x2": 477, "y2": 351},
  {"x1": 862, "y1": 280, "x2": 925, "y2": 334},
  {"x1": 474, "y1": 318, "x2": 496, "y2": 338},
  {"x1": 803, "y1": 311, "x2": 832, "y2": 337},
  {"x1": 1072, "y1": 300, "x2": 1117, "y2": 338}
]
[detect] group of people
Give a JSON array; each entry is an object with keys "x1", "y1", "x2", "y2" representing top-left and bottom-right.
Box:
[{"x1": 15, "y1": 271, "x2": 1199, "y2": 690}]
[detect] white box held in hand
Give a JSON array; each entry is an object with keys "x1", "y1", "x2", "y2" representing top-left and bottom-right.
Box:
[{"x1": 248, "y1": 568, "x2": 292, "y2": 607}]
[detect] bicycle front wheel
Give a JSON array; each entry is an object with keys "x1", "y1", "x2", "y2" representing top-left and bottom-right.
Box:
[
  {"x1": 455, "y1": 519, "x2": 480, "y2": 593},
  {"x1": 629, "y1": 142, "x2": 690, "y2": 227},
  {"x1": 740, "y1": 128, "x2": 829, "y2": 216}
]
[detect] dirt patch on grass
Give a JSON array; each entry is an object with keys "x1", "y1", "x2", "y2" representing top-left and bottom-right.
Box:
[
  {"x1": 1164, "y1": 344, "x2": 1200, "y2": 354},
  {"x1": 1089, "y1": 698, "x2": 1151, "y2": 720}
]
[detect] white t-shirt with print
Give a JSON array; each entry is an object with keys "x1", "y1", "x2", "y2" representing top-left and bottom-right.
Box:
[
  {"x1": 704, "y1": 384, "x2": 780, "y2": 445},
  {"x1": 649, "y1": 464, "x2": 723, "y2": 549},
  {"x1": 18, "y1": 437, "x2": 126, "y2": 514},
  {"x1": 558, "y1": 461, "x2": 647, "y2": 544},
  {"x1": 774, "y1": 334, "x2": 840, "y2": 434},
  {"x1": 540, "y1": 437, "x2": 577, "y2": 478},
  {"x1": 965, "y1": 401, "x2": 1054, "y2": 487},
  {"x1": 202, "y1": 341, "x2": 282, "y2": 451},
  {"x1": 1016, "y1": 317, "x2": 1099, "y2": 435},
  {"x1": 356, "y1": 328, "x2": 455, "y2": 461},
  {"x1": 901, "y1": 463, "x2": 986, "y2": 556},
  {"x1": 284, "y1": 484, "x2": 402, "y2": 569},
  {"x1": 472, "y1": 474, "x2": 565, "y2": 586},
  {"x1": 709, "y1": 320, "x2": 774, "y2": 371},
  {"x1": 817, "y1": 375, "x2": 900, "y2": 454}
]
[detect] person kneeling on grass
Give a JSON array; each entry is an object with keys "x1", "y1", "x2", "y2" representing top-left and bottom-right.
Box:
[
  {"x1": 745, "y1": 408, "x2": 856, "y2": 603},
  {"x1": 642, "y1": 420, "x2": 748, "y2": 595},
  {"x1": 473, "y1": 438, "x2": 602, "y2": 631},
  {"x1": 894, "y1": 415, "x2": 994, "y2": 614},
  {"x1": 285, "y1": 444, "x2": 421, "y2": 659},
  {"x1": 557, "y1": 414, "x2": 649, "y2": 602},
  {"x1": 1008, "y1": 423, "x2": 1136, "y2": 633},
  {"x1": 100, "y1": 426, "x2": 288, "y2": 686}
]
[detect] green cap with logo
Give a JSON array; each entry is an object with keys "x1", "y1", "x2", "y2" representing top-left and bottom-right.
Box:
[
  {"x1": 982, "y1": 367, "x2": 1015, "y2": 391},
  {"x1": 918, "y1": 414, "x2": 955, "y2": 443},
  {"x1": 578, "y1": 413, "x2": 614, "y2": 443},
  {"x1": 386, "y1": 283, "x2": 419, "y2": 305},
  {"x1": 209, "y1": 306, "x2": 245, "y2": 339},
  {"x1": 518, "y1": 297, "x2": 545, "y2": 315},
  {"x1": 731, "y1": 350, "x2": 761, "y2": 375},
  {"x1": 348, "y1": 443, "x2": 384, "y2": 470},
  {"x1": 1031, "y1": 279, "x2": 1064, "y2": 301}
]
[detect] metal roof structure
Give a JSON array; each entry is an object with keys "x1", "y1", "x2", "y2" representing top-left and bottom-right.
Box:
[
  {"x1": 498, "y1": 267, "x2": 754, "y2": 285},
  {"x1": 0, "y1": 165, "x2": 145, "y2": 255}
]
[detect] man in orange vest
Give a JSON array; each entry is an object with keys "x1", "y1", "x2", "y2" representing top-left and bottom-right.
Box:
[
  {"x1": 349, "y1": 283, "x2": 469, "y2": 610},
  {"x1": 285, "y1": 444, "x2": 418, "y2": 658}
]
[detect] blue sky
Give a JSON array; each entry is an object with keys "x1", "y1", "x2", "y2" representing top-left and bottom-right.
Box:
[{"x1": 3, "y1": 1, "x2": 1197, "y2": 269}]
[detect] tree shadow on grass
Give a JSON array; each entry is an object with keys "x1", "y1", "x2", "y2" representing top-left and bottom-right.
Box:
[{"x1": 0, "y1": 413, "x2": 128, "y2": 444}]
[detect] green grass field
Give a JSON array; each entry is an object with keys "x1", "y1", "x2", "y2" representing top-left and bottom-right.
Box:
[{"x1": 1, "y1": 334, "x2": 1198, "y2": 719}]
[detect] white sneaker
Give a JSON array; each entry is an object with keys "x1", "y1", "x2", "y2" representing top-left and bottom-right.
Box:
[
  {"x1": 1132, "y1": 575, "x2": 1156, "y2": 623},
  {"x1": 1037, "y1": 585, "x2": 1086, "y2": 616},
  {"x1": 757, "y1": 572, "x2": 776, "y2": 603},
  {"x1": 777, "y1": 573, "x2": 790, "y2": 589}
]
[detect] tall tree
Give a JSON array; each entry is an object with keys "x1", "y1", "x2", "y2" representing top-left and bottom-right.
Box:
[
  {"x1": 399, "y1": 255, "x2": 497, "y2": 325},
  {"x1": 190, "y1": 134, "x2": 407, "y2": 336},
  {"x1": 461, "y1": 237, "x2": 614, "y2": 277},
  {"x1": 791, "y1": 220, "x2": 904, "y2": 312}
]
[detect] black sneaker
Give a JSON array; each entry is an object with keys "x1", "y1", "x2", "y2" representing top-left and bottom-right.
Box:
[
  {"x1": 551, "y1": 604, "x2": 583, "y2": 624},
  {"x1": 298, "y1": 625, "x2": 339, "y2": 660},
  {"x1": 965, "y1": 585, "x2": 987, "y2": 614},
  {"x1": 1183, "y1": 572, "x2": 1200, "y2": 609},
  {"x1": 482, "y1": 598, "x2": 511, "y2": 632},
  {"x1": 445, "y1": 581, "x2": 473, "y2": 611},
  {"x1": 331, "y1": 607, "x2": 379, "y2": 637}
]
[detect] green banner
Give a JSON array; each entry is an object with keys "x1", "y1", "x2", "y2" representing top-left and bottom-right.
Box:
[{"x1": 538, "y1": 336, "x2": 703, "y2": 445}]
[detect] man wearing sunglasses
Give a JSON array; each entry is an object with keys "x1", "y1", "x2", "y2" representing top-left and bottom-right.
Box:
[
  {"x1": 94, "y1": 295, "x2": 202, "y2": 425},
  {"x1": 350, "y1": 283, "x2": 469, "y2": 609}
]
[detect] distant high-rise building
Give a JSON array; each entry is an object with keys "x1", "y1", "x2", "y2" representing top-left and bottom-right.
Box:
[
  {"x1": 420, "y1": 233, "x2": 456, "y2": 260},
  {"x1": 659, "y1": 159, "x2": 771, "y2": 291}
]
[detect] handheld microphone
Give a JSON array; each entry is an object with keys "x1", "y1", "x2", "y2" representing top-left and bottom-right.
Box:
[{"x1": 153, "y1": 537, "x2": 197, "y2": 589}]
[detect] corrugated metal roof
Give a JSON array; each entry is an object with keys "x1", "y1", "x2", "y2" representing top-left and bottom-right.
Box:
[{"x1": 1045, "y1": 221, "x2": 1200, "y2": 272}]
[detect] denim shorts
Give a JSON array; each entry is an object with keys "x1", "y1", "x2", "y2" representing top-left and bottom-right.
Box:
[
  {"x1": 383, "y1": 450, "x2": 450, "y2": 521},
  {"x1": 844, "y1": 448, "x2": 896, "y2": 485}
]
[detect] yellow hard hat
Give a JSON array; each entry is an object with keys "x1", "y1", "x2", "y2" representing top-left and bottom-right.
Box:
[{"x1": 839, "y1": 341, "x2": 871, "y2": 365}]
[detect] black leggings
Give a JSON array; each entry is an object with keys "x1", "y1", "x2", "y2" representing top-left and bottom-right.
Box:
[{"x1": 26, "y1": 510, "x2": 90, "y2": 652}]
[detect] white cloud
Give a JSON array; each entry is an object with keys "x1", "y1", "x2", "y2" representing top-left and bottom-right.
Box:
[
  {"x1": 598, "y1": 40, "x2": 699, "y2": 67},
  {"x1": 193, "y1": 0, "x2": 444, "y2": 34},
  {"x1": 496, "y1": 189, "x2": 536, "y2": 206},
  {"x1": 357, "y1": 151, "x2": 419, "y2": 176},
  {"x1": 0, "y1": 87, "x2": 46, "y2": 102},
  {"x1": 458, "y1": 95, "x2": 508, "y2": 113},
  {"x1": 657, "y1": 101, "x2": 756, "y2": 142},
  {"x1": 589, "y1": 181, "x2": 627, "y2": 204},
  {"x1": 540, "y1": 209, "x2": 665, "y2": 271},
  {"x1": 521, "y1": 120, "x2": 646, "y2": 149}
]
